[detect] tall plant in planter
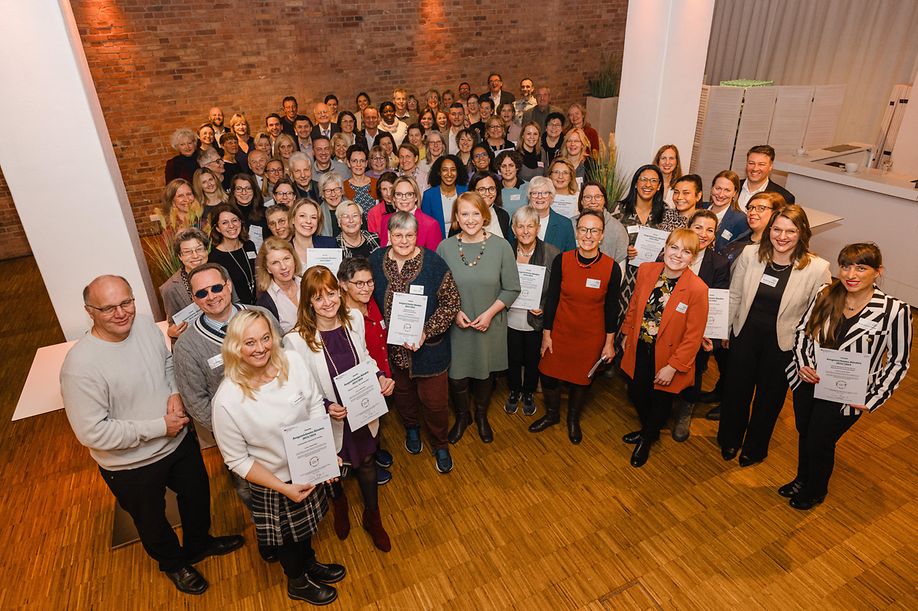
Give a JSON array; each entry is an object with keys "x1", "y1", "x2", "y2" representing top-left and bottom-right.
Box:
[
  {"x1": 586, "y1": 55, "x2": 621, "y2": 150},
  {"x1": 588, "y1": 133, "x2": 629, "y2": 210}
]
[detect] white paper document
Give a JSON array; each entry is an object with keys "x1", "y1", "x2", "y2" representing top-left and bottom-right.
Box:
[
  {"x1": 629, "y1": 226, "x2": 670, "y2": 266},
  {"x1": 704, "y1": 289, "x2": 730, "y2": 340},
  {"x1": 386, "y1": 292, "x2": 427, "y2": 346},
  {"x1": 306, "y1": 248, "x2": 344, "y2": 276},
  {"x1": 511, "y1": 264, "x2": 546, "y2": 311},
  {"x1": 249, "y1": 225, "x2": 264, "y2": 252},
  {"x1": 282, "y1": 416, "x2": 340, "y2": 486},
  {"x1": 814, "y1": 348, "x2": 870, "y2": 405},
  {"x1": 334, "y1": 360, "x2": 389, "y2": 431},
  {"x1": 172, "y1": 302, "x2": 201, "y2": 326},
  {"x1": 550, "y1": 194, "x2": 578, "y2": 219}
]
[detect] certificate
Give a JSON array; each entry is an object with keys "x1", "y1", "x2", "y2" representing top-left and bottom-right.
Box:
[
  {"x1": 306, "y1": 248, "x2": 344, "y2": 276},
  {"x1": 334, "y1": 360, "x2": 389, "y2": 431},
  {"x1": 511, "y1": 263, "x2": 546, "y2": 311},
  {"x1": 550, "y1": 194, "x2": 578, "y2": 218},
  {"x1": 629, "y1": 226, "x2": 670, "y2": 266},
  {"x1": 814, "y1": 348, "x2": 870, "y2": 405},
  {"x1": 249, "y1": 225, "x2": 264, "y2": 252},
  {"x1": 282, "y1": 416, "x2": 340, "y2": 486},
  {"x1": 171, "y1": 301, "x2": 201, "y2": 326},
  {"x1": 704, "y1": 289, "x2": 730, "y2": 340},
  {"x1": 386, "y1": 292, "x2": 427, "y2": 346}
]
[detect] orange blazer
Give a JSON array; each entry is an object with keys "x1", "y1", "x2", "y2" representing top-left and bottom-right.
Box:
[{"x1": 620, "y1": 262, "x2": 709, "y2": 393}]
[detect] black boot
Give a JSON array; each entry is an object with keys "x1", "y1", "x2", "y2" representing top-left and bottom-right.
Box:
[
  {"x1": 529, "y1": 386, "x2": 561, "y2": 433},
  {"x1": 567, "y1": 385, "x2": 587, "y2": 444},
  {"x1": 671, "y1": 399, "x2": 695, "y2": 442},
  {"x1": 475, "y1": 403, "x2": 493, "y2": 443},
  {"x1": 447, "y1": 385, "x2": 471, "y2": 444}
]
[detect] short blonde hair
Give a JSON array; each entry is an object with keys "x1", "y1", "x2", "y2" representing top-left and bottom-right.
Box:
[
  {"x1": 289, "y1": 198, "x2": 325, "y2": 237},
  {"x1": 222, "y1": 309, "x2": 289, "y2": 400},
  {"x1": 256, "y1": 236, "x2": 301, "y2": 292},
  {"x1": 665, "y1": 227, "x2": 701, "y2": 257}
]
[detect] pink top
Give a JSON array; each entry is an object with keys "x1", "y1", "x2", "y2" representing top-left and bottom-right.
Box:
[
  {"x1": 366, "y1": 201, "x2": 388, "y2": 234},
  {"x1": 378, "y1": 208, "x2": 443, "y2": 251}
]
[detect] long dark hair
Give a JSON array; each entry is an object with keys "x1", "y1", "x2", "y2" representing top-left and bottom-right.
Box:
[
  {"x1": 804, "y1": 243, "x2": 882, "y2": 347},
  {"x1": 227, "y1": 173, "x2": 266, "y2": 224},
  {"x1": 618, "y1": 164, "x2": 665, "y2": 224},
  {"x1": 428, "y1": 154, "x2": 468, "y2": 187}
]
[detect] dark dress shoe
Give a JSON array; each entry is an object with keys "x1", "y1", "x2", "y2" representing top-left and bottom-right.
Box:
[
  {"x1": 476, "y1": 414, "x2": 494, "y2": 443},
  {"x1": 705, "y1": 406, "x2": 721, "y2": 420},
  {"x1": 306, "y1": 560, "x2": 346, "y2": 584},
  {"x1": 721, "y1": 447, "x2": 738, "y2": 461},
  {"x1": 166, "y1": 565, "x2": 208, "y2": 595},
  {"x1": 697, "y1": 390, "x2": 721, "y2": 404},
  {"x1": 622, "y1": 431, "x2": 642, "y2": 444},
  {"x1": 738, "y1": 455, "x2": 762, "y2": 468},
  {"x1": 258, "y1": 544, "x2": 278, "y2": 563},
  {"x1": 528, "y1": 414, "x2": 560, "y2": 433},
  {"x1": 187, "y1": 534, "x2": 245, "y2": 564},
  {"x1": 287, "y1": 575, "x2": 337, "y2": 605},
  {"x1": 447, "y1": 414, "x2": 470, "y2": 444},
  {"x1": 789, "y1": 495, "x2": 825, "y2": 511},
  {"x1": 630, "y1": 439, "x2": 652, "y2": 467},
  {"x1": 778, "y1": 480, "x2": 804, "y2": 498}
]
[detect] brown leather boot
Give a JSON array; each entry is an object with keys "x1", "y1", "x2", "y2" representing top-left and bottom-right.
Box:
[{"x1": 361, "y1": 507, "x2": 391, "y2": 552}]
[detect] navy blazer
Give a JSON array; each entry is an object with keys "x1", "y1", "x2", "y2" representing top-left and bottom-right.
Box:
[
  {"x1": 310, "y1": 123, "x2": 342, "y2": 141},
  {"x1": 421, "y1": 185, "x2": 468, "y2": 236},
  {"x1": 696, "y1": 248, "x2": 730, "y2": 290},
  {"x1": 700, "y1": 202, "x2": 750, "y2": 254},
  {"x1": 543, "y1": 210, "x2": 577, "y2": 252},
  {"x1": 311, "y1": 235, "x2": 338, "y2": 249}
]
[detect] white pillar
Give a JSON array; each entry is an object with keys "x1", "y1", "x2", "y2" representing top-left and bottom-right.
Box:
[
  {"x1": 614, "y1": 0, "x2": 716, "y2": 179},
  {"x1": 0, "y1": 0, "x2": 160, "y2": 340}
]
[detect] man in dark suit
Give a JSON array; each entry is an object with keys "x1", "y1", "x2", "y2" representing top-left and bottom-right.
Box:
[
  {"x1": 310, "y1": 102, "x2": 341, "y2": 141},
  {"x1": 738, "y1": 144, "x2": 796, "y2": 209},
  {"x1": 480, "y1": 73, "x2": 515, "y2": 111}
]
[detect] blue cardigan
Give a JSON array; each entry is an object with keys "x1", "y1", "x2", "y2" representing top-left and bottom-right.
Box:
[
  {"x1": 543, "y1": 209, "x2": 577, "y2": 252},
  {"x1": 421, "y1": 185, "x2": 468, "y2": 237},
  {"x1": 700, "y1": 202, "x2": 749, "y2": 254}
]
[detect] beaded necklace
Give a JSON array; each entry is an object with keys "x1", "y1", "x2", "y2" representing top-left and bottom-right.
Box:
[{"x1": 457, "y1": 231, "x2": 488, "y2": 267}]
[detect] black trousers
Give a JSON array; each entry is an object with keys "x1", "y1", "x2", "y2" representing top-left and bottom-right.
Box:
[
  {"x1": 277, "y1": 537, "x2": 316, "y2": 579},
  {"x1": 791, "y1": 383, "x2": 861, "y2": 499},
  {"x1": 99, "y1": 432, "x2": 212, "y2": 572},
  {"x1": 507, "y1": 328, "x2": 541, "y2": 393},
  {"x1": 717, "y1": 322, "x2": 792, "y2": 460},
  {"x1": 680, "y1": 348, "x2": 711, "y2": 402},
  {"x1": 703, "y1": 345, "x2": 730, "y2": 395},
  {"x1": 627, "y1": 342, "x2": 675, "y2": 442}
]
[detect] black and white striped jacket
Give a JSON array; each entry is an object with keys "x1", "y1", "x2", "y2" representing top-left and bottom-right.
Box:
[{"x1": 788, "y1": 287, "x2": 912, "y2": 415}]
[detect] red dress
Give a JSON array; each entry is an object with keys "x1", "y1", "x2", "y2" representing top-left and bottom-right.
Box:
[
  {"x1": 363, "y1": 299, "x2": 391, "y2": 377},
  {"x1": 539, "y1": 250, "x2": 614, "y2": 385}
]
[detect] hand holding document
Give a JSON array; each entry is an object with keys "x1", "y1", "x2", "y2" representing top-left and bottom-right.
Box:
[
  {"x1": 511, "y1": 264, "x2": 546, "y2": 311},
  {"x1": 172, "y1": 302, "x2": 202, "y2": 326},
  {"x1": 386, "y1": 292, "x2": 427, "y2": 346},
  {"x1": 814, "y1": 348, "x2": 870, "y2": 405},
  {"x1": 306, "y1": 248, "x2": 344, "y2": 276},
  {"x1": 704, "y1": 289, "x2": 730, "y2": 340},
  {"x1": 282, "y1": 415, "x2": 340, "y2": 485},
  {"x1": 334, "y1": 360, "x2": 389, "y2": 430},
  {"x1": 629, "y1": 226, "x2": 670, "y2": 266}
]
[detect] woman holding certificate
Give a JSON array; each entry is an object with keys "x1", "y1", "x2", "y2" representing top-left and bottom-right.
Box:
[
  {"x1": 785, "y1": 243, "x2": 912, "y2": 510},
  {"x1": 532, "y1": 211, "x2": 621, "y2": 444},
  {"x1": 212, "y1": 310, "x2": 344, "y2": 605},
  {"x1": 437, "y1": 192, "x2": 521, "y2": 444},
  {"x1": 717, "y1": 205, "x2": 831, "y2": 467},
  {"x1": 284, "y1": 267, "x2": 396, "y2": 552},
  {"x1": 289, "y1": 198, "x2": 338, "y2": 270},
  {"x1": 619, "y1": 228, "x2": 708, "y2": 465}
]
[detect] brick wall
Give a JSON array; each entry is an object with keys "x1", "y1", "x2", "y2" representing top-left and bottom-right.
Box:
[{"x1": 0, "y1": 0, "x2": 626, "y2": 260}]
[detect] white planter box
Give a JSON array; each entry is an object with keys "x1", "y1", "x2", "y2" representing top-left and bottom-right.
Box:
[{"x1": 586, "y1": 96, "x2": 618, "y2": 150}]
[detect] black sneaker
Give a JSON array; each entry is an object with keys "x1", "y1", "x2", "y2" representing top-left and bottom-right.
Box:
[
  {"x1": 434, "y1": 448, "x2": 453, "y2": 474},
  {"x1": 521, "y1": 393, "x2": 536, "y2": 416},
  {"x1": 504, "y1": 391, "x2": 520, "y2": 414},
  {"x1": 375, "y1": 447, "x2": 394, "y2": 468}
]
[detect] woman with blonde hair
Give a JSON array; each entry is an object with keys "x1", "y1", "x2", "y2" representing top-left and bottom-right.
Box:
[
  {"x1": 289, "y1": 198, "x2": 338, "y2": 267},
  {"x1": 273, "y1": 133, "x2": 297, "y2": 170},
  {"x1": 193, "y1": 167, "x2": 228, "y2": 213},
  {"x1": 255, "y1": 237, "x2": 302, "y2": 334},
  {"x1": 547, "y1": 158, "x2": 579, "y2": 217},
  {"x1": 228, "y1": 113, "x2": 253, "y2": 154},
  {"x1": 161, "y1": 178, "x2": 204, "y2": 230},
  {"x1": 516, "y1": 121, "x2": 549, "y2": 182},
  {"x1": 212, "y1": 309, "x2": 344, "y2": 604},
  {"x1": 284, "y1": 267, "x2": 395, "y2": 552},
  {"x1": 559, "y1": 128, "x2": 596, "y2": 185},
  {"x1": 652, "y1": 144, "x2": 682, "y2": 207}
]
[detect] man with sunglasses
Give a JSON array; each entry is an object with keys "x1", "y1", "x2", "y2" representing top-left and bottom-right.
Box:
[{"x1": 61, "y1": 275, "x2": 244, "y2": 595}]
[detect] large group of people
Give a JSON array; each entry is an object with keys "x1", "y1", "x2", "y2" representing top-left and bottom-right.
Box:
[{"x1": 61, "y1": 74, "x2": 912, "y2": 604}]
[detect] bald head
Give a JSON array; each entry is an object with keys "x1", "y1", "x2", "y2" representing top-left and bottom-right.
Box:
[{"x1": 83, "y1": 275, "x2": 131, "y2": 305}]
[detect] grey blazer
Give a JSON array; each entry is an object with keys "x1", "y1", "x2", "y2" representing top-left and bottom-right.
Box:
[{"x1": 729, "y1": 244, "x2": 831, "y2": 351}]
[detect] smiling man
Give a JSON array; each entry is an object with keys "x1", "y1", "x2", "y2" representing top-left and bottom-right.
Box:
[
  {"x1": 61, "y1": 275, "x2": 244, "y2": 596},
  {"x1": 738, "y1": 145, "x2": 795, "y2": 210}
]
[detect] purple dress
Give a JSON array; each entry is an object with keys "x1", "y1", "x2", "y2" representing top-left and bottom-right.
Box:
[{"x1": 319, "y1": 326, "x2": 379, "y2": 467}]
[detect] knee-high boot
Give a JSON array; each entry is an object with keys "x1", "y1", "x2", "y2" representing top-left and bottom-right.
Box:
[
  {"x1": 567, "y1": 385, "x2": 588, "y2": 444},
  {"x1": 447, "y1": 384, "x2": 471, "y2": 444},
  {"x1": 529, "y1": 386, "x2": 561, "y2": 433}
]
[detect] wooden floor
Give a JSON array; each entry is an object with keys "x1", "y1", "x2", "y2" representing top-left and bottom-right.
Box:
[{"x1": 1, "y1": 255, "x2": 915, "y2": 610}]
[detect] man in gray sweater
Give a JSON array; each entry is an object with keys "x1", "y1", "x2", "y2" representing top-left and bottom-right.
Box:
[{"x1": 60, "y1": 275, "x2": 243, "y2": 595}]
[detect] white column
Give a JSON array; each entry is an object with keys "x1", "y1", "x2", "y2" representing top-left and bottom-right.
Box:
[
  {"x1": 0, "y1": 0, "x2": 160, "y2": 340},
  {"x1": 614, "y1": 0, "x2": 716, "y2": 179}
]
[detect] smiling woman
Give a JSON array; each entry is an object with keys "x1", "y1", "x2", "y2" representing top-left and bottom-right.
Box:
[
  {"x1": 255, "y1": 237, "x2": 302, "y2": 334},
  {"x1": 159, "y1": 226, "x2": 210, "y2": 340}
]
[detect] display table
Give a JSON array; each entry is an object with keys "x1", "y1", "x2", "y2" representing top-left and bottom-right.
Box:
[{"x1": 774, "y1": 158, "x2": 918, "y2": 306}]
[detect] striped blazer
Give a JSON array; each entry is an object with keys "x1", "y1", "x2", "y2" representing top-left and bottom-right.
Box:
[{"x1": 788, "y1": 287, "x2": 912, "y2": 414}]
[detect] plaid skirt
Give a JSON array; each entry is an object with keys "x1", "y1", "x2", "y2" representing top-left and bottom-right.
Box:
[{"x1": 249, "y1": 481, "x2": 329, "y2": 547}]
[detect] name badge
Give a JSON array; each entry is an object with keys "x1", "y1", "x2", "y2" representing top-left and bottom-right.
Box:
[
  {"x1": 760, "y1": 274, "x2": 779, "y2": 287},
  {"x1": 246, "y1": 250, "x2": 257, "y2": 259},
  {"x1": 409, "y1": 284, "x2": 424, "y2": 295},
  {"x1": 510, "y1": 194, "x2": 521, "y2": 201},
  {"x1": 721, "y1": 229, "x2": 733, "y2": 240},
  {"x1": 854, "y1": 319, "x2": 879, "y2": 331},
  {"x1": 586, "y1": 278, "x2": 601, "y2": 289},
  {"x1": 290, "y1": 392, "x2": 306, "y2": 410},
  {"x1": 537, "y1": 161, "x2": 544, "y2": 168},
  {"x1": 675, "y1": 302, "x2": 688, "y2": 313},
  {"x1": 207, "y1": 354, "x2": 224, "y2": 370},
  {"x1": 627, "y1": 225, "x2": 640, "y2": 234},
  {"x1": 380, "y1": 320, "x2": 387, "y2": 329}
]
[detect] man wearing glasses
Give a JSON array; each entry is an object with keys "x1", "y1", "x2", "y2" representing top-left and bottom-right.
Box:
[{"x1": 61, "y1": 275, "x2": 244, "y2": 595}]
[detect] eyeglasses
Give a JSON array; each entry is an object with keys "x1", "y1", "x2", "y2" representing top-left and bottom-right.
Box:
[
  {"x1": 370, "y1": 156, "x2": 386, "y2": 161},
  {"x1": 193, "y1": 282, "x2": 227, "y2": 299},
  {"x1": 530, "y1": 191, "x2": 551, "y2": 198},
  {"x1": 637, "y1": 177, "x2": 660, "y2": 184},
  {"x1": 476, "y1": 186, "x2": 497, "y2": 194},
  {"x1": 218, "y1": 217, "x2": 241, "y2": 227},
  {"x1": 581, "y1": 195, "x2": 603, "y2": 203},
  {"x1": 265, "y1": 168, "x2": 284, "y2": 174},
  {"x1": 746, "y1": 204, "x2": 773, "y2": 213},
  {"x1": 577, "y1": 227, "x2": 601, "y2": 236},
  {"x1": 349, "y1": 279, "x2": 375, "y2": 289},
  {"x1": 550, "y1": 170, "x2": 570, "y2": 177},
  {"x1": 234, "y1": 186, "x2": 253, "y2": 193},
  {"x1": 340, "y1": 213, "x2": 361, "y2": 222},
  {"x1": 473, "y1": 152, "x2": 489, "y2": 159},
  {"x1": 394, "y1": 192, "x2": 416, "y2": 200},
  {"x1": 179, "y1": 246, "x2": 207, "y2": 257},
  {"x1": 86, "y1": 298, "x2": 135, "y2": 315},
  {"x1": 323, "y1": 187, "x2": 343, "y2": 194}
]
